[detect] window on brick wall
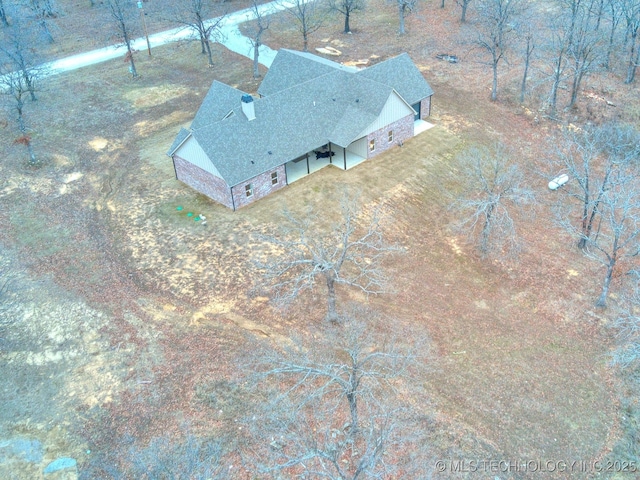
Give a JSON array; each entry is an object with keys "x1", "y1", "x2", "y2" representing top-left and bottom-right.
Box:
[
  {"x1": 369, "y1": 139, "x2": 375, "y2": 152},
  {"x1": 245, "y1": 183, "x2": 253, "y2": 197},
  {"x1": 271, "y1": 171, "x2": 278, "y2": 185},
  {"x1": 388, "y1": 130, "x2": 394, "y2": 143}
]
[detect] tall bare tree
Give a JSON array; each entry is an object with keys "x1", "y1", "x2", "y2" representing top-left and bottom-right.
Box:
[
  {"x1": 280, "y1": 0, "x2": 327, "y2": 51},
  {"x1": 0, "y1": 18, "x2": 41, "y2": 101},
  {"x1": 519, "y1": 26, "x2": 536, "y2": 103},
  {"x1": 474, "y1": 0, "x2": 527, "y2": 101},
  {"x1": 169, "y1": 0, "x2": 226, "y2": 67},
  {"x1": 622, "y1": 0, "x2": 640, "y2": 83},
  {"x1": 451, "y1": 144, "x2": 535, "y2": 257},
  {"x1": 457, "y1": 0, "x2": 473, "y2": 22},
  {"x1": 104, "y1": 0, "x2": 139, "y2": 78},
  {"x1": 397, "y1": 0, "x2": 417, "y2": 34},
  {"x1": 329, "y1": 0, "x2": 365, "y2": 33},
  {"x1": 256, "y1": 194, "x2": 400, "y2": 322},
  {"x1": 23, "y1": 0, "x2": 57, "y2": 42},
  {"x1": 552, "y1": 124, "x2": 640, "y2": 306},
  {"x1": 551, "y1": 123, "x2": 640, "y2": 250},
  {"x1": 582, "y1": 171, "x2": 640, "y2": 307},
  {"x1": 248, "y1": 0, "x2": 269, "y2": 78},
  {"x1": 1, "y1": 69, "x2": 38, "y2": 165},
  {"x1": 566, "y1": 0, "x2": 604, "y2": 107},
  {"x1": 245, "y1": 312, "x2": 431, "y2": 479}
]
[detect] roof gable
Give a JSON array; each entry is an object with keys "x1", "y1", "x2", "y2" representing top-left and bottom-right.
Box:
[
  {"x1": 191, "y1": 81, "x2": 248, "y2": 129},
  {"x1": 357, "y1": 53, "x2": 434, "y2": 106},
  {"x1": 257, "y1": 49, "x2": 356, "y2": 97}
]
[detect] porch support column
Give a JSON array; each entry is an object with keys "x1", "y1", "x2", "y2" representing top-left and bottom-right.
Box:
[
  {"x1": 306, "y1": 153, "x2": 310, "y2": 174},
  {"x1": 329, "y1": 142, "x2": 333, "y2": 164},
  {"x1": 343, "y1": 148, "x2": 347, "y2": 170}
]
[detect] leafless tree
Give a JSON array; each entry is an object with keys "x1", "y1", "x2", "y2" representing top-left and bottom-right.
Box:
[
  {"x1": 169, "y1": 0, "x2": 226, "y2": 67},
  {"x1": 248, "y1": 0, "x2": 269, "y2": 78},
  {"x1": 0, "y1": 19, "x2": 41, "y2": 101},
  {"x1": 0, "y1": 21, "x2": 46, "y2": 165},
  {"x1": 329, "y1": 0, "x2": 365, "y2": 33},
  {"x1": 604, "y1": 0, "x2": 624, "y2": 69},
  {"x1": 473, "y1": 0, "x2": 528, "y2": 101},
  {"x1": 581, "y1": 171, "x2": 640, "y2": 307},
  {"x1": 622, "y1": 0, "x2": 640, "y2": 83},
  {"x1": 255, "y1": 193, "x2": 401, "y2": 322},
  {"x1": 450, "y1": 144, "x2": 535, "y2": 257},
  {"x1": 22, "y1": 0, "x2": 57, "y2": 42},
  {"x1": 396, "y1": 0, "x2": 417, "y2": 34},
  {"x1": 279, "y1": 0, "x2": 327, "y2": 51},
  {"x1": 244, "y1": 311, "x2": 432, "y2": 479},
  {"x1": 552, "y1": 124, "x2": 640, "y2": 306},
  {"x1": 566, "y1": 1, "x2": 605, "y2": 107},
  {"x1": 104, "y1": 0, "x2": 139, "y2": 78},
  {"x1": 457, "y1": 0, "x2": 473, "y2": 22},
  {"x1": 519, "y1": 26, "x2": 536, "y2": 103},
  {"x1": 612, "y1": 286, "x2": 640, "y2": 369},
  {"x1": 551, "y1": 123, "x2": 640, "y2": 250}
]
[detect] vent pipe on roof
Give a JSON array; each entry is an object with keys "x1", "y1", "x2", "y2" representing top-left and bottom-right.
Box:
[{"x1": 241, "y1": 94, "x2": 255, "y2": 121}]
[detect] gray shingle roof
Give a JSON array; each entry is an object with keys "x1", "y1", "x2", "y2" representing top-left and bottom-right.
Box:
[
  {"x1": 191, "y1": 81, "x2": 248, "y2": 129},
  {"x1": 167, "y1": 127, "x2": 190, "y2": 156},
  {"x1": 357, "y1": 53, "x2": 434, "y2": 106},
  {"x1": 169, "y1": 50, "x2": 434, "y2": 187},
  {"x1": 257, "y1": 49, "x2": 356, "y2": 97},
  {"x1": 191, "y1": 71, "x2": 393, "y2": 186}
]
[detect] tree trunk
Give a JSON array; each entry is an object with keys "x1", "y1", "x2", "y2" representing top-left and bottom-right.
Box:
[
  {"x1": 204, "y1": 38, "x2": 214, "y2": 67},
  {"x1": 520, "y1": 39, "x2": 532, "y2": 103},
  {"x1": 596, "y1": 259, "x2": 615, "y2": 307},
  {"x1": 303, "y1": 29, "x2": 309, "y2": 52},
  {"x1": 480, "y1": 203, "x2": 494, "y2": 254},
  {"x1": 461, "y1": 0, "x2": 468, "y2": 22},
  {"x1": 549, "y1": 62, "x2": 562, "y2": 117},
  {"x1": 491, "y1": 60, "x2": 498, "y2": 101},
  {"x1": 441, "y1": 0, "x2": 445, "y2": 8},
  {"x1": 626, "y1": 32, "x2": 639, "y2": 83},
  {"x1": 325, "y1": 275, "x2": 338, "y2": 322},
  {"x1": 344, "y1": 10, "x2": 350, "y2": 33},
  {"x1": 253, "y1": 41, "x2": 261, "y2": 78},
  {"x1": 17, "y1": 110, "x2": 37, "y2": 165},
  {"x1": 346, "y1": 389, "x2": 358, "y2": 438},
  {"x1": 569, "y1": 61, "x2": 583, "y2": 108},
  {"x1": 398, "y1": 3, "x2": 406, "y2": 35}
]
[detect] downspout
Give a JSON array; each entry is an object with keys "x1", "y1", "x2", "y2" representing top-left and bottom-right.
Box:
[
  {"x1": 306, "y1": 153, "x2": 310, "y2": 174},
  {"x1": 230, "y1": 185, "x2": 236, "y2": 211},
  {"x1": 172, "y1": 155, "x2": 178, "y2": 179},
  {"x1": 329, "y1": 142, "x2": 332, "y2": 164},
  {"x1": 343, "y1": 148, "x2": 347, "y2": 170}
]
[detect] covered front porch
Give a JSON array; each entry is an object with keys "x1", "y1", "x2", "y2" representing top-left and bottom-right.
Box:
[{"x1": 285, "y1": 143, "x2": 367, "y2": 184}]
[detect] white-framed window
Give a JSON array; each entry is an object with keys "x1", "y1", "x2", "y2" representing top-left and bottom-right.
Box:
[
  {"x1": 271, "y1": 171, "x2": 278, "y2": 185},
  {"x1": 388, "y1": 130, "x2": 394, "y2": 143},
  {"x1": 369, "y1": 139, "x2": 375, "y2": 152},
  {"x1": 245, "y1": 183, "x2": 253, "y2": 197}
]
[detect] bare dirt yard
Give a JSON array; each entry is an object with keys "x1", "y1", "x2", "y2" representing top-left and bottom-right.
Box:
[{"x1": 1, "y1": 0, "x2": 638, "y2": 478}]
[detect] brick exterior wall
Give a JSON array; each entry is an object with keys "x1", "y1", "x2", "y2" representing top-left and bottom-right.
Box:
[
  {"x1": 230, "y1": 164, "x2": 287, "y2": 209},
  {"x1": 173, "y1": 155, "x2": 234, "y2": 209},
  {"x1": 420, "y1": 96, "x2": 432, "y2": 119},
  {"x1": 366, "y1": 114, "x2": 414, "y2": 159}
]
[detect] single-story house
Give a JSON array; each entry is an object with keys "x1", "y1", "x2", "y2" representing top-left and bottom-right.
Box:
[{"x1": 167, "y1": 49, "x2": 434, "y2": 210}]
